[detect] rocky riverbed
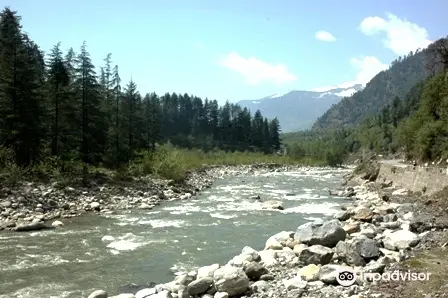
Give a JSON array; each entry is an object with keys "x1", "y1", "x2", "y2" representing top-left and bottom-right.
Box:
[
  {"x1": 0, "y1": 164, "x2": 303, "y2": 232},
  {"x1": 84, "y1": 168, "x2": 445, "y2": 298}
]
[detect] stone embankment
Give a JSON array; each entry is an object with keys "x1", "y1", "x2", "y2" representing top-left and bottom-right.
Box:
[
  {"x1": 87, "y1": 168, "x2": 438, "y2": 298},
  {"x1": 376, "y1": 160, "x2": 448, "y2": 196},
  {"x1": 0, "y1": 164, "x2": 304, "y2": 232}
]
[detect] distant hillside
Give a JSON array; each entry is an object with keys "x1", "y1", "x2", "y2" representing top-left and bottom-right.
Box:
[
  {"x1": 237, "y1": 84, "x2": 363, "y2": 133},
  {"x1": 313, "y1": 49, "x2": 429, "y2": 129}
]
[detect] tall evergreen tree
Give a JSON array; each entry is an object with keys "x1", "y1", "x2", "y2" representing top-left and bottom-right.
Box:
[
  {"x1": 0, "y1": 7, "x2": 46, "y2": 165},
  {"x1": 47, "y1": 42, "x2": 70, "y2": 156}
]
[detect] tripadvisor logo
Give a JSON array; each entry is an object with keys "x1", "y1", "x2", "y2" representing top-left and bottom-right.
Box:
[
  {"x1": 336, "y1": 268, "x2": 356, "y2": 286},
  {"x1": 336, "y1": 267, "x2": 431, "y2": 287}
]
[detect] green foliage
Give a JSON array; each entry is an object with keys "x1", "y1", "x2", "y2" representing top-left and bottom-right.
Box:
[
  {"x1": 282, "y1": 129, "x2": 351, "y2": 166},
  {"x1": 127, "y1": 143, "x2": 314, "y2": 182}
]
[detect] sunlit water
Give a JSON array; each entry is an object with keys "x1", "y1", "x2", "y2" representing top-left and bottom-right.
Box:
[{"x1": 0, "y1": 167, "x2": 350, "y2": 298}]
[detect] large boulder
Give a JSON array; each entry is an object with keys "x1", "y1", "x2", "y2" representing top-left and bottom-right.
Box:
[
  {"x1": 197, "y1": 264, "x2": 220, "y2": 279},
  {"x1": 383, "y1": 230, "x2": 420, "y2": 251},
  {"x1": 187, "y1": 277, "x2": 213, "y2": 295},
  {"x1": 258, "y1": 250, "x2": 278, "y2": 267},
  {"x1": 244, "y1": 261, "x2": 268, "y2": 281},
  {"x1": 213, "y1": 266, "x2": 249, "y2": 296},
  {"x1": 294, "y1": 220, "x2": 346, "y2": 248},
  {"x1": 334, "y1": 241, "x2": 365, "y2": 266},
  {"x1": 298, "y1": 245, "x2": 334, "y2": 265},
  {"x1": 264, "y1": 231, "x2": 294, "y2": 250},
  {"x1": 351, "y1": 238, "x2": 380, "y2": 259},
  {"x1": 353, "y1": 207, "x2": 374, "y2": 222}
]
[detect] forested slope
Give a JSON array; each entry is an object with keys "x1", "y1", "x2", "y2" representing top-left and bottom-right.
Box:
[
  {"x1": 284, "y1": 38, "x2": 448, "y2": 163},
  {"x1": 313, "y1": 48, "x2": 429, "y2": 128}
]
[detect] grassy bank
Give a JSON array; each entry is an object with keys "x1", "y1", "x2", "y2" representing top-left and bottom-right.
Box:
[{"x1": 0, "y1": 144, "x2": 327, "y2": 187}]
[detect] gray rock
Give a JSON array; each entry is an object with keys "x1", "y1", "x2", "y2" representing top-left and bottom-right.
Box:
[
  {"x1": 298, "y1": 244, "x2": 334, "y2": 265},
  {"x1": 88, "y1": 290, "x2": 108, "y2": 298},
  {"x1": 135, "y1": 288, "x2": 156, "y2": 298},
  {"x1": 260, "y1": 274, "x2": 275, "y2": 281},
  {"x1": 174, "y1": 274, "x2": 195, "y2": 286},
  {"x1": 283, "y1": 277, "x2": 307, "y2": 291},
  {"x1": 363, "y1": 261, "x2": 386, "y2": 274},
  {"x1": 261, "y1": 200, "x2": 284, "y2": 210},
  {"x1": 90, "y1": 201, "x2": 101, "y2": 210},
  {"x1": 380, "y1": 222, "x2": 401, "y2": 229},
  {"x1": 334, "y1": 210, "x2": 351, "y2": 221},
  {"x1": 334, "y1": 241, "x2": 365, "y2": 266},
  {"x1": 1, "y1": 200, "x2": 12, "y2": 208},
  {"x1": 383, "y1": 230, "x2": 420, "y2": 251},
  {"x1": 187, "y1": 277, "x2": 213, "y2": 295},
  {"x1": 249, "y1": 280, "x2": 271, "y2": 292},
  {"x1": 244, "y1": 261, "x2": 268, "y2": 280},
  {"x1": 213, "y1": 266, "x2": 249, "y2": 296},
  {"x1": 351, "y1": 238, "x2": 380, "y2": 259},
  {"x1": 294, "y1": 220, "x2": 346, "y2": 248},
  {"x1": 241, "y1": 246, "x2": 261, "y2": 262},
  {"x1": 353, "y1": 207, "x2": 374, "y2": 222},
  {"x1": 197, "y1": 264, "x2": 220, "y2": 279},
  {"x1": 258, "y1": 250, "x2": 278, "y2": 267},
  {"x1": 14, "y1": 221, "x2": 52, "y2": 232}
]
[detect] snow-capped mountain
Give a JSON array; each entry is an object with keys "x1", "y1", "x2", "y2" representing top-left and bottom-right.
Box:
[{"x1": 237, "y1": 84, "x2": 363, "y2": 133}]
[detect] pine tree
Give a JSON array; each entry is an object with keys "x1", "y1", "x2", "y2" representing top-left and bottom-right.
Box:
[
  {"x1": 269, "y1": 117, "x2": 281, "y2": 152},
  {"x1": 0, "y1": 7, "x2": 46, "y2": 165},
  {"x1": 47, "y1": 42, "x2": 70, "y2": 156},
  {"x1": 142, "y1": 92, "x2": 162, "y2": 151},
  {"x1": 74, "y1": 41, "x2": 103, "y2": 167}
]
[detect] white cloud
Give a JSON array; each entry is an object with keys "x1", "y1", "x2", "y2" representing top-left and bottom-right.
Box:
[
  {"x1": 315, "y1": 31, "x2": 336, "y2": 42},
  {"x1": 350, "y1": 56, "x2": 389, "y2": 85},
  {"x1": 359, "y1": 13, "x2": 432, "y2": 55},
  {"x1": 313, "y1": 56, "x2": 388, "y2": 91},
  {"x1": 219, "y1": 52, "x2": 297, "y2": 85}
]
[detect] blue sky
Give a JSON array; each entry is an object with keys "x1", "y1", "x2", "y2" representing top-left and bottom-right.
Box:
[{"x1": 3, "y1": 0, "x2": 448, "y2": 103}]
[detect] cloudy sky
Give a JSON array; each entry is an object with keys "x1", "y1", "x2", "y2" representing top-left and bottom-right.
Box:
[{"x1": 8, "y1": 0, "x2": 447, "y2": 103}]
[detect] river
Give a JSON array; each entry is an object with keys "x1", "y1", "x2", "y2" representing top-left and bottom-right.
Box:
[{"x1": 0, "y1": 167, "x2": 350, "y2": 298}]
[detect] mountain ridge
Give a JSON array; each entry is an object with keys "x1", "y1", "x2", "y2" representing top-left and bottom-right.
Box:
[{"x1": 237, "y1": 84, "x2": 363, "y2": 133}]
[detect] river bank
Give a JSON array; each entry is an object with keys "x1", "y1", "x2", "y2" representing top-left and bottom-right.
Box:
[
  {"x1": 83, "y1": 162, "x2": 446, "y2": 298},
  {"x1": 0, "y1": 163, "x2": 323, "y2": 232}
]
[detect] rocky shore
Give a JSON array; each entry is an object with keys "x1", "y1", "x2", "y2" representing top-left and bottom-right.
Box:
[
  {"x1": 85, "y1": 165, "x2": 445, "y2": 298},
  {"x1": 0, "y1": 163, "x2": 307, "y2": 232}
]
